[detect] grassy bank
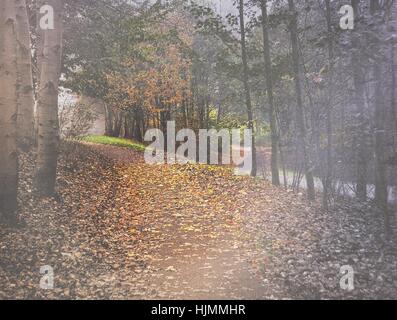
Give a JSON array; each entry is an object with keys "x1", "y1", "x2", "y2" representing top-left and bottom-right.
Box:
[{"x1": 81, "y1": 135, "x2": 146, "y2": 152}]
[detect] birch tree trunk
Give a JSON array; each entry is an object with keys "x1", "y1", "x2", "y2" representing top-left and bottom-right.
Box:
[
  {"x1": 288, "y1": 0, "x2": 315, "y2": 200},
  {"x1": 260, "y1": 0, "x2": 280, "y2": 186},
  {"x1": 16, "y1": 0, "x2": 35, "y2": 150},
  {"x1": 35, "y1": 0, "x2": 63, "y2": 196},
  {"x1": 0, "y1": 0, "x2": 19, "y2": 222}
]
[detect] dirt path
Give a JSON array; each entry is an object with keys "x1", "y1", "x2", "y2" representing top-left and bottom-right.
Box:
[
  {"x1": 2, "y1": 143, "x2": 395, "y2": 299},
  {"x1": 89, "y1": 143, "x2": 268, "y2": 299}
]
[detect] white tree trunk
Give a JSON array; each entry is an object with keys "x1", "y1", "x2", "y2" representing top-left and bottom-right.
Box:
[{"x1": 35, "y1": 0, "x2": 63, "y2": 196}]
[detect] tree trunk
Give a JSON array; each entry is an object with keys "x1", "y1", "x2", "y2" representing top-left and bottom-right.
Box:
[
  {"x1": 205, "y1": 95, "x2": 210, "y2": 129},
  {"x1": 34, "y1": 0, "x2": 45, "y2": 143},
  {"x1": 260, "y1": 0, "x2": 280, "y2": 186},
  {"x1": 323, "y1": 0, "x2": 334, "y2": 209},
  {"x1": 351, "y1": 0, "x2": 368, "y2": 200},
  {"x1": 182, "y1": 99, "x2": 188, "y2": 128},
  {"x1": 198, "y1": 96, "x2": 205, "y2": 128},
  {"x1": 16, "y1": 0, "x2": 35, "y2": 150},
  {"x1": 134, "y1": 108, "x2": 143, "y2": 142},
  {"x1": 288, "y1": 0, "x2": 315, "y2": 200},
  {"x1": 112, "y1": 111, "x2": 122, "y2": 137},
  {"x1": 35, "y1": 0, "x2": 45, "y2": 88},
  {"x1": 373, "y1": 62, "x2": 388, "y2": 211},
  {"x1": 391, "y1": 43, "x2": 396, "y2": 132},
  {"x1": 0, "y1": 0, "x2": 19, "y2": 222},
  {"x1": 35, "y1": 0, "x2": 63, "y2": 196},
  {"x1": 239, "y1": 0, "x2": 257, "y2": 177},
  {"x1": 371, "y1": 0, "x2": 389, "y2": 229},
  {"x1": 104, "y1": 103, "x2": 114, "y2": 136},
  {"x1": 124, "y1": 115, "x2": 132, "y2": 139}
]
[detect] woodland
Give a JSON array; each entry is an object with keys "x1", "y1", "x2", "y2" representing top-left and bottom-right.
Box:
[{"x1": 0, "y1": 0, "x2": 396, "y2": 299}]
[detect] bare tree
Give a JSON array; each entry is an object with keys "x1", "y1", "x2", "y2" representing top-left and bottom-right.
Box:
[
  {"x1": 260, "y1": 0, "x2": 280, "y2": 186},
  {"x1": 350, "y1": 0, "x2": 368, "y2": 200},
  {"x1": 239, "y1": 0, "x2": 257, "y2": 176},
  {"x1": 370, "y1": 0, "x2": 389, "y2": 229},
  {"x1": 322, "y1": 0, "x2": 335, "y2": 209},
  {"x1": 288, "y1": 0, "x2": 315, "y2": 200}
]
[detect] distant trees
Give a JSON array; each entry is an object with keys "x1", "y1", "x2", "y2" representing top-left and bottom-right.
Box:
[
  {"x1": 185, "y1": 0, "x2": 395, "y2": 215},
  {"x1": 64, "y1": 2, "x2": 192, "y2": 143},
  {"x1": 63, "y1": 0, "x2": 396, "y2": 216},
  {"x1": 2, "y1": 0, "x2": 394, "y2": 224}
]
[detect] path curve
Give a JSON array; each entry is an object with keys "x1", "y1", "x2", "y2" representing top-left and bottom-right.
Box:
[{"x1": 88, "y1": 143, "x2": 269, "y2": 299}]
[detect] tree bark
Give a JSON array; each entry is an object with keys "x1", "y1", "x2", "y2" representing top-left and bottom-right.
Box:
[
  {"x1": 16, "y1": 0, "x2": 35, "y2": 150},
  {"x1": 34, "y1": 0, "x2": 45, "y2": 143},
  {"x1": 104, "y1": 103, "x2": 114, "y2": 136},
  {"x1": 239, "y1": 0, "x2": 257, "y2": 177},
  {"x1": 35, "y1": 0, "x2": 45, "y2": 88},
  {"x1": 351, "y1": 0, "x2": 368, "y2": 200},
  {"x1": 260, "y1": 0, "x2": 280, "y2": 186},
  {"x1": 112, "y1": 110, "x2": 122, "y2": 137},
  {"x1": 374, "y1": 62, "x2": 388, "y2": 211},
  {"x1": 371, "y1": 0, "x2": 389, "y2": 226},
  {"x1": 323, "y1": 0, "x2": 334, "y2": 209},
  {"x1": 0, "y1": 0, "x2": 19, "y2": 222},
  {"x1": 391, "y1": 43, "x2": 396, "y2": 132},
  {"x1": 288, "y1": 0, "x2": 315, "y2": 200},
  {"x1": 35, "y1": 0, "x2": 63, "y2": 196}
]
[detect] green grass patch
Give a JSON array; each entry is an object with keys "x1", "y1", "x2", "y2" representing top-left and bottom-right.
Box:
[{"x1": 81, "y1": 135, "x2": 146, "y2": 152}]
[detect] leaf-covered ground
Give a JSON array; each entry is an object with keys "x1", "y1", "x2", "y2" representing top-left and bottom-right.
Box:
[{"x1": 0, "y1": 142, "x2": 396, "y2": 299}]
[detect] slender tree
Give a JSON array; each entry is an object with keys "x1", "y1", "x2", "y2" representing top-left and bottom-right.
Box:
[
  {"x1": 288, "y1": 0, "x2": 315, "y2": 200},
  {"x1": 322, "y1": 0, "x2": 334, "y2": 208},
  {"x1": 0, "y1": 0, "x2": 19, "y2": 222},
  {"x1": 35, "y1": 0, "x2": 63, "y2": 196},
  {"x1": 238, "y1": 0, "x2": 257, "y2": 176},
  {"x1": 260, "y1": 0, "x2": 280, "y2": 185},
  {"x1": 350, "y1": 0, "x2": 368, "y2": 200},
  {"x1": 391, "y1": 43, "x2": 396, "y2": 132},
  {"x1": 370, "y1": 0, "x2": 389, "y2": 229}
]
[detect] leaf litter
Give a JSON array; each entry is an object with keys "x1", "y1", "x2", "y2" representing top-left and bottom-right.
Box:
[{"x1": 0, "y1": 141, "x2": 396, "y2": 299}]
